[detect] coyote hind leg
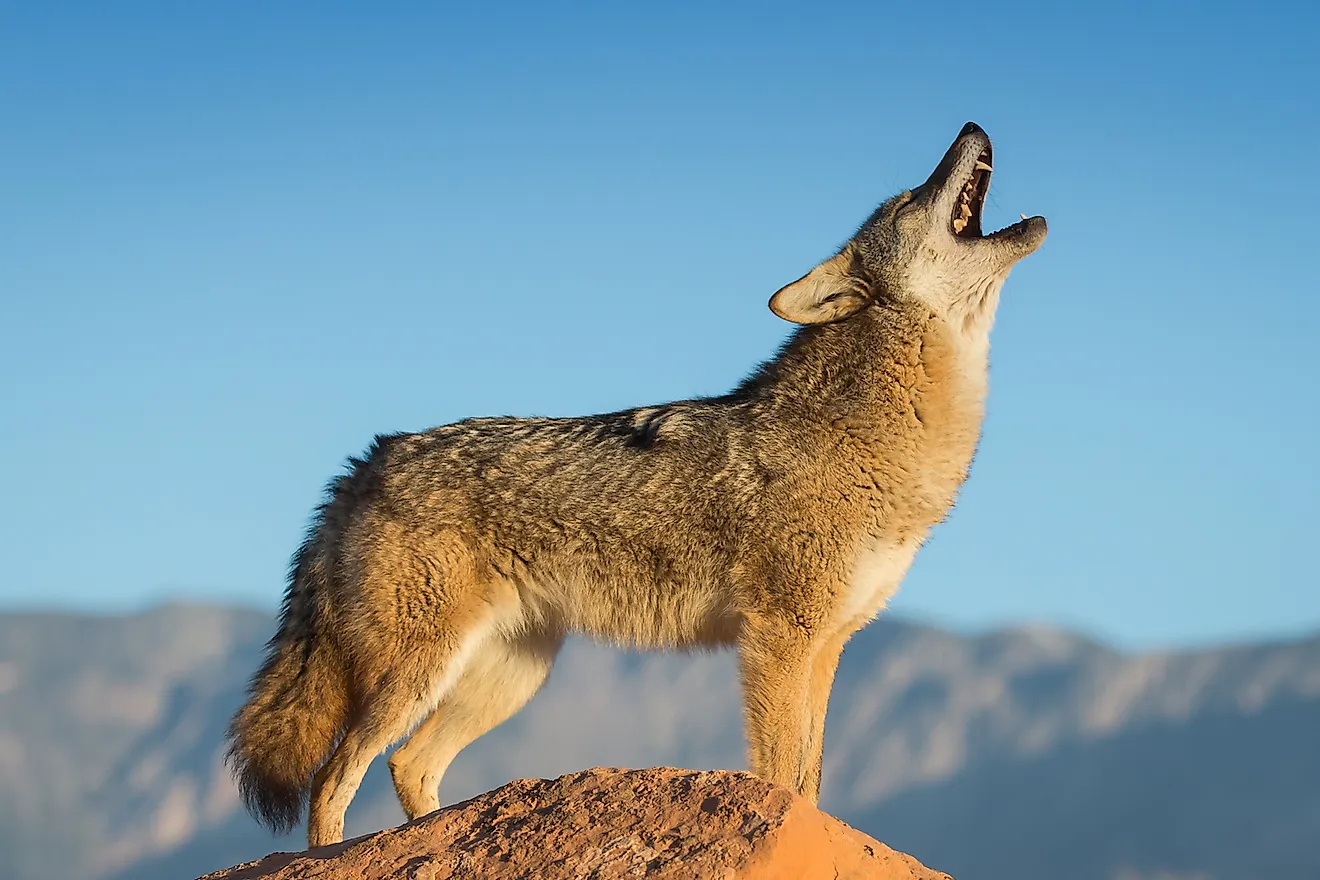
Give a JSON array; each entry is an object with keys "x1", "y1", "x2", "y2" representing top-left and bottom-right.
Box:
[
  {"x1": 388, "y1": 628, "x2": 562, "y2": 820},
  {"x1": 306, "y1": 615, "x2": 499, "y2": 848}
]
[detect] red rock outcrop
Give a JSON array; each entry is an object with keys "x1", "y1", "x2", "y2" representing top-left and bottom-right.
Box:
[{"x1": 201, "y1": 767, "x2": 951, "y2": 880}]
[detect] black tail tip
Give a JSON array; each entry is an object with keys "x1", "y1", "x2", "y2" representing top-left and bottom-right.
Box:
[
  {"x1": 227, "y1": 747, "x2": 306, "y2": 835},
  {"x1": 241, "y1": 785, "x2": 304, "y2": 836}
]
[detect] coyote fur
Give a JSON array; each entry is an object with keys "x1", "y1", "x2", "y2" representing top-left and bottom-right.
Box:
[{"x1": 228, "y1": 122, "x2": 1047, "y2": 847}]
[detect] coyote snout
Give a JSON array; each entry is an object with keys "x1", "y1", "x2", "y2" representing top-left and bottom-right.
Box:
[{"x1": 227, "y1": 122, "x2": 1046, "y2": 848}]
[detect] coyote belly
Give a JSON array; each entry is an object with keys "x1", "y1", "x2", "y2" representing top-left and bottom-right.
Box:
[{"x1": 227, "y1": 121, "x2": 1047, "y2": 847}]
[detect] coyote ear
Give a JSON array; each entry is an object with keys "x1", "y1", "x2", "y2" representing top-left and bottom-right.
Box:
[{"x1": 768, "y1": 247, "x2": 872, "y2": 325}]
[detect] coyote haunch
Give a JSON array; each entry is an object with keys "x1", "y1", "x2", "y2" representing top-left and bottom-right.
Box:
[{"x1": 228, "y1": 122, "x2": 1047, "y2": 847}]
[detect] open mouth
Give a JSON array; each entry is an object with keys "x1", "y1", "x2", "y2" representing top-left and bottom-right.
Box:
[
  {"x1": 951, "y1": 146, "x2": 993, "y2": 239},
  {"x1": 931, "y1": 122, "x2": 1046, "y2": 253}
]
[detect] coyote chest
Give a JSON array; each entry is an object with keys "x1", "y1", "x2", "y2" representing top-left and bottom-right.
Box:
[
  {"x1": 832, "y1": 328, "x2": 987, "y2": 627},
  {"x1": 839, "y1": 536, "x2": 922, "y2": 624}
]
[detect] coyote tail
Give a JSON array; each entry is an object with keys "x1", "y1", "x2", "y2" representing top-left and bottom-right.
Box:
[{"x1": 226, "y1": 478, "x2": 357, "y2": 834}]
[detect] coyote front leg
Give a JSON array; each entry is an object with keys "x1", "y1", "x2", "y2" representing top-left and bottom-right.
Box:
[
  {"x1": 737, "y1": 613, "x2": 817, "y2": 798},
  {"x1": 800, "y1": 626, "x2": 852, "y2": 803}
]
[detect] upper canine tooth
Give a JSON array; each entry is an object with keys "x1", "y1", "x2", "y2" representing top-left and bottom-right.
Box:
[
  {"x1": 1020, "y1": 213, "x2": 1028, "y2": 220},
  {"x1": 975, "y1": 160, "x2": 993, "y2": 172}
]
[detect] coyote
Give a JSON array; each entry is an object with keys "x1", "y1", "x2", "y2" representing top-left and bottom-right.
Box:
[{"x1": 228, "y1": 122, "x2": 1047, "y2": 847}]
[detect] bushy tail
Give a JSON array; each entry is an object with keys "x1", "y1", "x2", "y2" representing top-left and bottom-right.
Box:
[{"x1": 226, "y1": 523, "x2": 349, "y2": 833}]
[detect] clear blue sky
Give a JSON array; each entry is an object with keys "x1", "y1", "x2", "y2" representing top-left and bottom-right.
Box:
[{"x1": 2, "y1": 1, "x2": 1316, "y2": 648}]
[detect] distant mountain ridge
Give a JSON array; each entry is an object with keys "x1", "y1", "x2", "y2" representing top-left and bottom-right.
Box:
[{"x1": 0, "y1": 605, "x2": 1316, "y2": 880}]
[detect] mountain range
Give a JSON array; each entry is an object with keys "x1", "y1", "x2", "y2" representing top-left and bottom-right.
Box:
[{"x1": 0, "y1": 605, "x2": 1316, "y2": 880}]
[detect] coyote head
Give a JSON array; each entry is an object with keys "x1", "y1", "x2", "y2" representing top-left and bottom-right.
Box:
[{"x1": 770, "y1": 122, "x2": 1047, "y2": 329}]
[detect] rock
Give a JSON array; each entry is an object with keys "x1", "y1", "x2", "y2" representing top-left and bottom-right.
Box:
[{"x1": 201, "y1": 767, "x2": 951, "y2": 880}]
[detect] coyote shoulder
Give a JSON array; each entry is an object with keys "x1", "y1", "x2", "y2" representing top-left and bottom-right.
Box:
[{"x1": 228, "y1": 121, "x2": 1047, "y2": 847}]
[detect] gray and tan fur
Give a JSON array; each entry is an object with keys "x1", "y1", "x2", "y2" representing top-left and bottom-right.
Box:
[{"x1": 227, "y1": 122, "x2": 1047, "y2": 847}]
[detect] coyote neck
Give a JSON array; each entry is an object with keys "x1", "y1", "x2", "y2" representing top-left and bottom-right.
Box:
[{"x1": 753, "y1": 303, "x2": 990, "y2": 539}]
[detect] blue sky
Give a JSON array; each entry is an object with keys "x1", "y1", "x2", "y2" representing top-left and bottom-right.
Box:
[{"x1": 1, "y1": 1, "x2": 1316, "y2": 648}]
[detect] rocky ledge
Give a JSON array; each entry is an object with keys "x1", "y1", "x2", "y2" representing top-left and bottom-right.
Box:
[{"x1": 201, "y1": 767, "x2": 951, "y2": 880}]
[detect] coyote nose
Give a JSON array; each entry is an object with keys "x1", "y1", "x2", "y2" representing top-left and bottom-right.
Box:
[{"x1": 959, "y1": 121, "x2": 986, "y2": 138}]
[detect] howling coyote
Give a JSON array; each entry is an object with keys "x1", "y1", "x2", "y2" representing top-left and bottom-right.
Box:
[{"x1": 228, "y1": 122, "x2": 1047, "y2": 847}]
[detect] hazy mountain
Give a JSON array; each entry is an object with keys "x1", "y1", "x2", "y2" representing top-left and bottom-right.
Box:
[{"x1": 0, "y1": 605, "x2": 1316, "y2": 880}]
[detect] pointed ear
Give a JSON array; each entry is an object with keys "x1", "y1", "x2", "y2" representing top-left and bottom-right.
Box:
[{"x1": 768, "y1": 247, "x2": 872, "y2": 325}]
